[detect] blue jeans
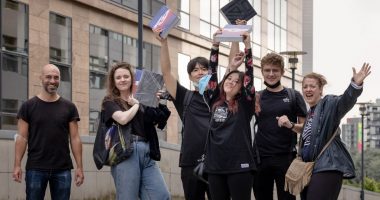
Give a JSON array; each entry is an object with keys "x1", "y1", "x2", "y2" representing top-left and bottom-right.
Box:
[
  {"x1": 111, "y1": 141, "x2": 170, "y2": 200},
  {"x1": 25, "y1": 169, "x2": 71, "y2": 200}
]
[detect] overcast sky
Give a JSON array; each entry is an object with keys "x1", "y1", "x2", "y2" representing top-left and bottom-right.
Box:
[{"x1": 313, "y1": 0, "x2": 379, "y2": 119}]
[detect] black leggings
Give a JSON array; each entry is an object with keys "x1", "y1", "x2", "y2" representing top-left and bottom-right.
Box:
[
  {"x1": 181, "y1": 166, "x2": 211, "y2": 200},
  {"x1": 253, "y1": 154, "x2": 295, "y2": 200},
  {"x1": 208, "y1": 172, "x2": 253, "y2": 200},
  {"x1": 301, "y1": 171, "x2": 343, "y2": 200}
]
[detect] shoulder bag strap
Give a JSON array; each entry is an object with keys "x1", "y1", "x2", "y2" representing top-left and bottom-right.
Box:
[
  {"x1": 315, "y1": 128, "x2": 339, "y2": 160},
  {"x1": 181, "y1": 90, "x2": 194, "y2": 140},
  {"x1": 253, "y1": 90, "x2": 263, "y2": 164}
]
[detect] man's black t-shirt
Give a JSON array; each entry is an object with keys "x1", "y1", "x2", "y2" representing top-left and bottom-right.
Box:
[
  {"x1": 17, "y1": 96, "x2": 80, "y2": 170},
  {"x1": 173, "y1": 82, "x2": 211, "y2": 167},
  {"x1": 255, "y1": 88, "x2": 307, "y2": 156}
]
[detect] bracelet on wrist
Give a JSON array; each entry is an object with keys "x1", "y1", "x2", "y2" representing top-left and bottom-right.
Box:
[
  {"x1": 289, "y1": 122, "x2": 295, "y2": 129},
  {"x1": 211, "y1": 45, "x2": 219, "y2": 50}
]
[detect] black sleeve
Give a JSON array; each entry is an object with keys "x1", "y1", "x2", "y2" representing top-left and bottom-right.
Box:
[
  {"x1": 17, "y1": 101, "x2": 29, "y2": 122},
  {"x1": 68, "y1": 101, "x2": 80, "y2": 122},
  {"x1": 295, "y1": 90, "x2": 307, "y2": 117},
  {"x1": 172, "y1": 81, "x2": 188, "y2": 120},
  {"x1": 102, "y1": 100, "x2": 122, "y2": 124}
]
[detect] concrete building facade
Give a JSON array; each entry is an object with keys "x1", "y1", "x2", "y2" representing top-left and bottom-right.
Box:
[
  {"x1": 342, "y1": 117, "x2": 362, "y2": 152},
  {"x1": 342, "y1": 99, "x2": 380, "y2": 152},
  {"x1": 0, "y1": 0, "x2": 305, "y2": 198},
  {"x1": 367, "y1": 99, "x2": 380, "y2": 149}
]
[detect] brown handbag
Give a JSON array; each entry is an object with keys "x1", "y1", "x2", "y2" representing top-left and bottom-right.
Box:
[{"x1": 284, "y1": 128, "x2": 339, "y2": 195}]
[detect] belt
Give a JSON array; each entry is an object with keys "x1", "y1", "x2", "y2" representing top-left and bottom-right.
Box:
[{"x1": 132, "y1": 134, "x2": 147, "y2": 142}]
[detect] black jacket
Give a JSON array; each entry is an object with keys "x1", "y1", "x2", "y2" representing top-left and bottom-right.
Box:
[
  {"x1": 301, "y1": 83, "x2": 361, "y2": 179},
  {"x1": 143, "y1": 104, "x2": 171, "y2": 161}
]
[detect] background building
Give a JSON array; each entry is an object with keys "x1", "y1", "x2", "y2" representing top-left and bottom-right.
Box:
[
  {"x1": 342, "y1": 117, "x2": 362, "y2": 152},
  {"x1": 0, "y1": 0, "x2": 305, "y2": 198},
  {"x1": 342, "y1": 99, "x2": 380, "y2": 152},
  {"x1": 367, "y1": 99, "x2": 380, "y2": 149}
]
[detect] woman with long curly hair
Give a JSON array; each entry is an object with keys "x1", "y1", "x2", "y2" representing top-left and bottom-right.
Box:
[{"x1": 101, "y1": 62, "x2": 170, "y2": 200}]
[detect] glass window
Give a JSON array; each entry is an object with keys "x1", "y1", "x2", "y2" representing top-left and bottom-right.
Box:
[
  {"x1": 49, "y1": 13, "x2": 72, "y2": 64},
  {"x1": 253, "y1": 0, "x2": 261, "y2": 15},
  {"x1": 109, "y1": 32, "x2": 123, "y2": 65},
  {"x1": 267, "y1": 0, "x2": 274, "y2": 22},
  {"x1": 252, "y1": 43, "x2": 261, "y2": 58},
  {"x1": 89, "y1": 25, "x2": 108, "y2": 73},
  {"x1": 1, "y1": 53, "x2": 28, "y2": 130},
  {"x1": 115, "y1": 0, "x2": 165, "y2": 16},
  {"x1": 200, "y1": 21, "x2": 210, "y2": 38},
  {"x1": 49, "y1": 13, "x2": 72, "y2": 100},
  {"x1": 275, "y1": 0, "x2": 281, "y2": 25},
  {"x1": 267, "y1": 22, "x2": 274, "y2": 50},
  {"x1": 218, "y1": 66, "x2": 227, "y2": 83},
  {"x1": 219, "y1": 0, "x2": 229, "y2": 26},
  {"x1": 177, "y1": 53, "x2": 191, "y2": 89},
  {"x1": 178, "y1": 0, "x2": 190, "y2": 29},
  {"x1": 56, "y1": 64, "x2": 72, "y2": 100},
  {"x1": 267, "y1": 0, "x2": 286, "y2": 52},
  {"x1": 143, "y1": 42, "x2": 152, "y2": 69},
  {"x1": 200, "y1": 0, "x2": 227, "y2": 39},
  {"x1": 151, "y1": 45, "x2": 161, "y2": 74},
  {"x1": 1, "y1": 0, "x2": 28, "y2": 130},
  {"x1": 275, "y1": 26, "x2": 280, "y2": 52},
  {"x1": 253, "y1": 16, "x2": 261, "y2": 44},
  {"x1": 123, "y1": 36, "x2": 138, "y2": 67},
  {"x1": 254, "y1": 77, "x2": 262, "y2": 91},
  {"x1": 89, "y1": 25, "x2": 108, "y2": 135},
  {"x1": 1, "y1": 0, "x2": 28, "y2": 54},
  {"x1": 281, "y1": 0, "x2": 287, "y2": 28},
  {"x1": 280, "y1": 29, "x2": 287, "y2": 52}
]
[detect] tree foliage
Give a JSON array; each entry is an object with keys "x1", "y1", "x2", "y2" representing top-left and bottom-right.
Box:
[{"x1": 345, "y1": 148, "x2": 380, "y2": 193}]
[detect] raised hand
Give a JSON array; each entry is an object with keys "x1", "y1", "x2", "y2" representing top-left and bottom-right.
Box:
[
  {"x1": 235, "y1": 19, "x2": 247, "y2": 25},
  {"x1": 242, "y1": 32, "x2": 251, "y2": 49},
  {"x1": 127, "y1": 95, "x2": 139, "y2": 106},
  {"x1": 229, "y1": 51, "x2": 245, "y2": 71},
  {"x1": 212, "y1": 28, "x2": 223, "y2": 47},
  {"x1": 152, "y1": 27, "x2": 166, "y2": 43},
  {"x1": 352, "y1": 63, "x2": 371, "y2": 85}
]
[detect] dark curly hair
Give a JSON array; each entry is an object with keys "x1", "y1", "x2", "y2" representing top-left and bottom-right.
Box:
[{"x1": 260, "y1": 52, "x2": 284, "y2": 73}]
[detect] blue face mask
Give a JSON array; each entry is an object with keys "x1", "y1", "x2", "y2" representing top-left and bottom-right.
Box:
[{"x1": 198, "y1": 74, "x2": 212, "y2": 95}]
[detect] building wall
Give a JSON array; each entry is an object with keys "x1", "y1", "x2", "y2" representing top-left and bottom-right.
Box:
[
  {"x1": 0, "y1": 0, "x2": 308, "y2": 199},
  {"x1": 342, "y1": 117, "x2": 361, "y2": 152},
  {"x1": 302, "y1": 0, "x2": 313, "y2": 75},
  {"x1": 367, "y1": 99, "x2": 380, "y2": 149}
]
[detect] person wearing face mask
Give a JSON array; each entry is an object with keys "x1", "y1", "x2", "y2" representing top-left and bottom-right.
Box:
[
  {"x1": 299, "y1": 64, "x2": 371, "y2": 200},
  {"x1": 205, "y1": 32, "x2": 256, "y2": 200},
  {"x1": 252, "y1": 53, "x2": 308, "y2": 200},
  {"x1": 153, "y1": 28, "x2": 223, "y2": 200}
]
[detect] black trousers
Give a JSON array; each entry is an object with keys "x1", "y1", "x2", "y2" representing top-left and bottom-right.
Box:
[
  {"x1": 181, "y1": 166, "x2": 211, "y2": 200},
  {"x1": 301, "y1": 171, "x2": 343, "y2": 200},
  {"x1": 208, "y1": 171, "x2": 253, "y2": 200},
  {"x1": 253, "y1": 154, "x2": 296, "y2": 200}
]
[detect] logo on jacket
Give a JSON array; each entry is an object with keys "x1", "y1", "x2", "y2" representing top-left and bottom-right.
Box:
[
  {"x1": 213, "y1": 106, "x2": 228, "y2": 123},
  {"x1": 283, "y1": 97, "x2": 290, "y2": 103}
]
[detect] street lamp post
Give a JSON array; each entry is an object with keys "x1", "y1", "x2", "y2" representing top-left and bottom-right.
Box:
[
  {"x1": 279, "y1": 51, "x2": 307, "y2": 89},
  {"x1": 358, "y1": 103, "x2": 369, "y2": 200}
]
